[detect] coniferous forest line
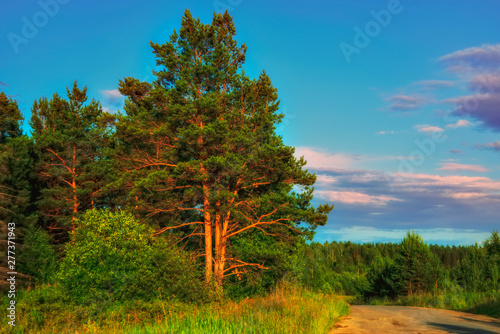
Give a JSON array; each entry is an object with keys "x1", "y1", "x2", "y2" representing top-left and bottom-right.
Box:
[
  {"x1": 303, "y1": 231, "x2": 499, "y2": 314},
  {"x1": 1, "y1": 9, "x2": 499, "y2": 334}
]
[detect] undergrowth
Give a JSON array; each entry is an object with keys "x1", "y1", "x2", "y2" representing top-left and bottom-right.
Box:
[{"x1": 0, "y1": 283, "x2": 349, "y2": 334}]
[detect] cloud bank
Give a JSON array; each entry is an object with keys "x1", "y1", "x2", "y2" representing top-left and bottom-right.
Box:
[{"x1": 296, "y1": 148, "x2": 500, "y2": 239}]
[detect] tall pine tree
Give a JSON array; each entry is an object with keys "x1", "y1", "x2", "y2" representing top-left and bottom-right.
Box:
[
  {"x1": 30, "y1": 82, "x2": 115, "y2": 240},
  {"x1": 393, "y1": 231, "x2": 443, "y2": 295},
  {"x1": 0, "y1": 91, "x2": 38, "y2": 289},
  {"x1": 0, "y1": 92, "x2": 23, "y2": 144},
  {"x1": 0, "y1": 91, "x2": 36, "y2": 228},
  {"x1": 114, "y1": 10, "x2": 332, "y2": 289}
]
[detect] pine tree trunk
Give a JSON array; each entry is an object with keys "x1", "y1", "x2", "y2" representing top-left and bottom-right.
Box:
[
  {"x1": 71, "y1": 146, "x2": 78, "y2": 231},
  {"x1": 214, "y1": 201, "x2": 223, "y2": 287},
  {"x1": 203, "y1": 183, "x2": 213, "y2": 284},
  {"x1": 215, "y1": 207, "x2": 232, "y2": 289}
]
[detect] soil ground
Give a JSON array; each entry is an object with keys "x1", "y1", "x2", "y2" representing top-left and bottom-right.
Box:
[{"x1": 331, "y1": 305, "x2": 500, "y2": 334}]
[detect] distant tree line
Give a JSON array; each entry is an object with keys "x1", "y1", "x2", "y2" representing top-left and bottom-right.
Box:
[{"x1": 301, "y1": 231, "x2": 500, "y2": 299}]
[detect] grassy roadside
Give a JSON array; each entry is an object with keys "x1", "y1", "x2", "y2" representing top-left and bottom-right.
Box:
[
  {"x1": 362, "y1": 289, "x2": 500, "y2": 318},
  {"x1": 0, "y1": 284, "x2": 349, "y2": 334}
]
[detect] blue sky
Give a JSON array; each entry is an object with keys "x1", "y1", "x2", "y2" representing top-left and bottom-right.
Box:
[{"x1": 1, "y1": 0, "x2": 499, "y2": 245}]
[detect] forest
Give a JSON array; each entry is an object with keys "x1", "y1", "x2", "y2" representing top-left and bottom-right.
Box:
[
  {"x1": 303, "y1": 231, "x2": 499, "y2": 310},
  {"x1": 1, "y1": 9, "x2": 499, "y2": 334}
]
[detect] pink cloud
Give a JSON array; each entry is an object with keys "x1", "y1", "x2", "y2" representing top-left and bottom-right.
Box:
[
  {"x1": 294, "y1": 147, "x2": 409, "y2": 172},
  {"x1": 294, "y1": 147, "x2": 356, "y2": 170},
  {"x1": 413, "y1": 80, "x2": 455, "y2": 90},
  {"x1": 484, "y1": 141, "x2": 500, "y2": 151},
  {"x1": 476, "y1": 141, "x2": 500, "y2": 152},
  {"x1": 415, "y1": 124, "x2": 444, "y2": 133},
  {"x1": 449, "y1": 192, "x2": 487, "y2": 199},
  {"x1": 399, "y1": 174, "x2": 499, "y2": 190},
  {"x1": 315, "y1": 174, "x2": 337, "y2": 184},
  {"x1": 437, "y1": 163, "x2": 489, "y2": 172},
  {"x1": 439, "y1": 44, "x2": 500, "y2": 72},
  {"x1": 469, "y1": 74, "x2": 500, "y2": 92},
  {"x1": 387, "y1": 95, "x2": 426, "y2": 112},
  {"x1": 315, "y1": 190, "x2": 400, "y2": 206},
  {"x1": 299, "y1": 148, "x2": 500, "y2": 225},
  {"x1": 310, "y1": 164, "x2": 500, "y2": 229}
]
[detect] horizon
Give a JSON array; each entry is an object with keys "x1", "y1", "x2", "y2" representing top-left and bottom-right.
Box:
[{"x1": 1, "y1": 0, "x2": 499, "y2": 246}]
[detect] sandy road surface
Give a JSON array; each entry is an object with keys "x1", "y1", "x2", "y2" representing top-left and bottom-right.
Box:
[{"x1": 331, "y1": 305, "x2": 500, "y2": 334}]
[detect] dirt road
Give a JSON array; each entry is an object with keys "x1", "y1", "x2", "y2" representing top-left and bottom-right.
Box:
[{"x1": 331, "y1": 305, "x2": 500, "y2": 334}]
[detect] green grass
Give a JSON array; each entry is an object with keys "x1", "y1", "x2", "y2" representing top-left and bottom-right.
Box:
[
  {"x1": 363, "y1": 289, "x2": 500, "y2": 318},
  {"x1": 0, "y1": 284, "x2": 349, "y2": 334}
]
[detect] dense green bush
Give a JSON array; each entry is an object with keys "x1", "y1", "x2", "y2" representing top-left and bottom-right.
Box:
[
  {"x1": 454, "y1": 244, "x2": 488, "y2": 292},
  {"x1": 57, "y1": 209, "x2": 206, "y2": 303},
  {"x1": 454, "y1": 236, "x2": 500, "y2": 292},
  {"x1": 225, "y1": 230, "x2": 305, "y2": 299},
  {"x1": 365, "y1": 255, "x2": 396, "y2": 298},
  {"x1": 18, "y1": 227, "x2": 58, "y2": 284},
  {"x1": 333, "y1": 271, "x2": 370, "y2": 296}
]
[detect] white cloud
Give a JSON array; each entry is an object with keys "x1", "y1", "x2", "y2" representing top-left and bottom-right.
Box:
[
  {"x1": 294, "y1": 147, "x2": 357, "y2": 170},
  {"x1": 415, "y1": 124, "x2": 444, "y2": 133},
  {"x1": 100, "y1": 89, "x2": 123, "y2": 101},
  {"x1": 376, "y1": 130, "x2": 397, "y2": 135},
  {"x1": 100, "y1": 89, "x2": 124, "y2": 114},
  {"x1": 315, "y1": 190, "x2": 401, "y2": 206},
  {"x1": 294, "y1": 147, "x2": 413, "y2": 172},
  {"x1": 315, "y1": 174, "x2": 337, "y2": 185},
  {"x1": 446, "y1": 119, "x2": 474, "y2": 129},
  {"x1": 395, "y1": 173, "x2": 500, "y2": 191}
]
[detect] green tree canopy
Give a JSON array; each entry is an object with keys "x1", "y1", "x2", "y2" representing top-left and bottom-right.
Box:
[
  {"x1": 30, "y1": 82, "x2": 115, "y2": 238},
  {"x1": 0, "y1": 90, "x2": 26, "y2": 221},
  {"x1": 485, "y1": 231, "x2": 500, "y2": 257},
  {"x1": 113, "y1": 10, "x2": 333, "y2": 289},
  {"x1": 0, "y1": 92, "x2": 39, "y2": 289},
  {"x1": 0, "y1": 91, "x2": 23, "y2": 144},
  {"x1": 393, "y1": 231, "x2": 444, "y2": 296}
]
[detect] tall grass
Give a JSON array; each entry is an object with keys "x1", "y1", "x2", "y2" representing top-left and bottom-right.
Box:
[
  {"x1": 0, "y1": 283, "x2": 349, "y2": 334},
  {"x1": 364, "y1": 289, "x2": 500, "y2": 318}
]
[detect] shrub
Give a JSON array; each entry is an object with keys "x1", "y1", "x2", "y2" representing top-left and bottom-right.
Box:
[
  {"x1": 18, "y1": 227, "x2": 58, "y2": 284},
  {"x1": 57, "y1": 209, "x2": 205, "y2": 303}
]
